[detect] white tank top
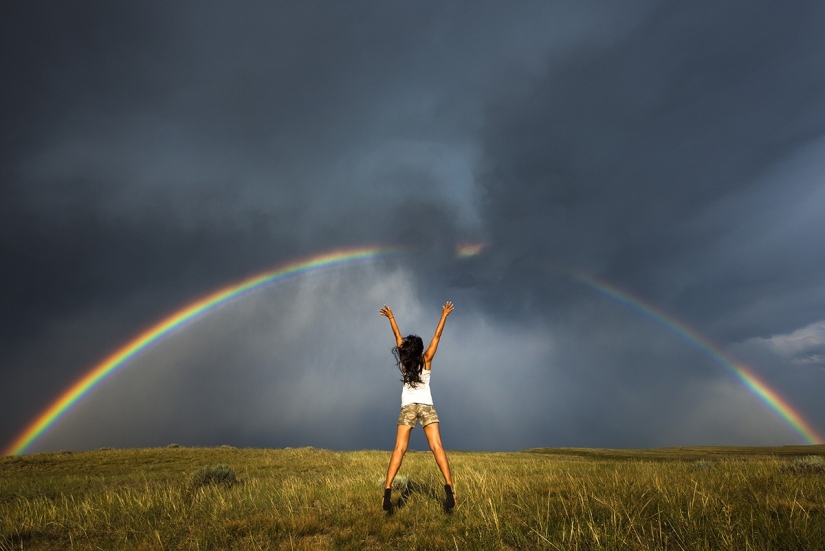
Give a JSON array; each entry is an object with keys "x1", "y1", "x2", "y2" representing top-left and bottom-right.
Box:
[{"x1": 401, "y1": 369, "x2": 433, "y2": 406}]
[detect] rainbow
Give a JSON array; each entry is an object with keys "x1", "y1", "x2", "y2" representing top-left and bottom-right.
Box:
[
  {"x1": 571, "y1": 272, "x2": 824, "y2": 445},
  {"x1": 5, "y1": 246, "x2": 399, "y2": 456},
  {"x1": 7, "y1": 246, "x2": 822, "y2": 455}
]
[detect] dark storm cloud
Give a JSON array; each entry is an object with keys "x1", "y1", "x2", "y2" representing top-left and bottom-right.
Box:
[
  {"x1": 4, "y1": 1, "x2": 825, "y2": 453},
  {"x1": 477, "y1": 2, "x2": 825, "y2": 338},
  {"x1": 2, "y1": 3, "x2": 626, "y2": 329}
]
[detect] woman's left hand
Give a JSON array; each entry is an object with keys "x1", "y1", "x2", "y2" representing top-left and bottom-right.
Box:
[{"x1": 379, "y1": 305, "x2": 394, "y2": 319}]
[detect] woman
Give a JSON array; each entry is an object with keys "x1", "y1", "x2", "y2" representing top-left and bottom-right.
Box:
[{"x1": 379, "y1": 301, "x2": 455, "y2": 511}]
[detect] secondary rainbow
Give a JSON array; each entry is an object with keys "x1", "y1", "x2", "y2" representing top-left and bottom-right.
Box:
[
  {"x1": 571, "y1": 272, "x2": 824, "y2": 445},
  {"x1": 456, "y1": 243, "x2": 485, "y2": 258},
  {"x1": 5, "y1": 246, "x2": 399, "y2": 456}
]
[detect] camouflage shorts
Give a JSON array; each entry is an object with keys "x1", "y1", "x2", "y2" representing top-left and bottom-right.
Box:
[{"x1": 398, "y1": 403, "x2": 440, "y2": 427}]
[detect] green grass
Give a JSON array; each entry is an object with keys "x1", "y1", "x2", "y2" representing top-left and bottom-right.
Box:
[{"x1": 2, "y1": 445, "x2": 824, "y2": 550}]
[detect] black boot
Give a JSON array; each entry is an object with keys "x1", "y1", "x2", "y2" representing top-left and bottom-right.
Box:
[{"x1": 444, "y1": 484, "x2": 455, "y2": 509}]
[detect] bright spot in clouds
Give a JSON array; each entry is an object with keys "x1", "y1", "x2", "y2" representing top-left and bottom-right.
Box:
[{"x1": 456, "y1": 243, "x2": 485, "y2": 258}]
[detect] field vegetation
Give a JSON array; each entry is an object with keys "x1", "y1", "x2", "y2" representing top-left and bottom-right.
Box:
[{"x1": 2, "y1": 445, "x2": 824, "y2": 550}]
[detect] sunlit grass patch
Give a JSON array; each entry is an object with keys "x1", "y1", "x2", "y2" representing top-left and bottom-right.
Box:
[{"x1": 1, "y1": 445, "x2": 824, "y2": 550}]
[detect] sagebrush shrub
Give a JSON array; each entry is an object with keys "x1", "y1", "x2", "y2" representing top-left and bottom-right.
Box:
[
  {"x1": 692, "y1": 459, "x2": 713, "y2": 471},
  {"x1": 781, "y1": 455, "x2": 825, "y2": 474},
  {"x1": 190, "y1": 464, "x2": 238, "y2": 489},
  {"x1": 391, "y1": 475, "x2": 409, "y2": 491}
]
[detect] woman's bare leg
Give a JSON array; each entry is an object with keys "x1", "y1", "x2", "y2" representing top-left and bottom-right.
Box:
[
  {"x1": 423, "y1": 422, "x2": 453, "y2": 489},
  {"x1": 385, "y1": 425, "x2": 413, "y2": 489}
]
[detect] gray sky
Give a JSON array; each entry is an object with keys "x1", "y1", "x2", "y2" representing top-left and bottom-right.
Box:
[{"x1": 3, "y1": 1, "x2": 825, "y2": 454}]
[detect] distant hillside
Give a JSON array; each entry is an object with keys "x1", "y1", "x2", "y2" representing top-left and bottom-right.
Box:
[{"x1": 525, "y1": 444, "x2": 825, "y2": 460}]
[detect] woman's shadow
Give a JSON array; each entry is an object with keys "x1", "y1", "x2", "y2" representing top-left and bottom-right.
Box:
[{"x1": 387, "y1": 478, "x2": 453, "y2": 515}]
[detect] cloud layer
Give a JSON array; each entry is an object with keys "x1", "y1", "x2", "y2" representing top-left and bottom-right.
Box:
[{"x1": 3, "y1": 1, "x2": 825, "y2": 453}]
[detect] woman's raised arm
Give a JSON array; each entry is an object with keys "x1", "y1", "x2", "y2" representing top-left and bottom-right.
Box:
[
  {"x1": 379, "y1": 305, "x2": 404, "y2": 347},
  {"x1": 423, "y1": 301, "x2": 454, "y2": 362}
]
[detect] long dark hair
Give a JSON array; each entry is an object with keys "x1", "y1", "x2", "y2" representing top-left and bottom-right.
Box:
[{"x1": 393, "y1": 335, "x2": 424, "y2": 387}]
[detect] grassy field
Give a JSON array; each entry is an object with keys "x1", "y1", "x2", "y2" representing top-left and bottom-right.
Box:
[{"x1": 2, "y1": 445, "x2": 825, "y2": 550}]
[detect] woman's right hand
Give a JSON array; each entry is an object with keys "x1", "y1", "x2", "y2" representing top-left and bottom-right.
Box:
[
  {"x1": 442, "y1": 301, "x2": 454, "y2": 317},
  {"x1": 379, "y1": 305, "x2": 394, "y2": 319}
]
